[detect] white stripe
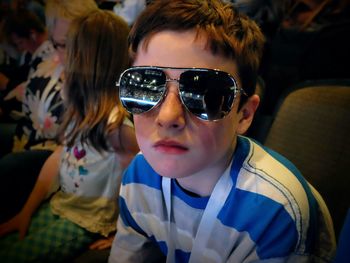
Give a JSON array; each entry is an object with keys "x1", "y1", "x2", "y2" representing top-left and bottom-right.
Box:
[{"x1": 237, "y1": 141, "x2": 310, "y2": 253}]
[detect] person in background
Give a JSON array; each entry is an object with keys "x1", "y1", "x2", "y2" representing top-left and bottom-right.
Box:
[
  {"x1": 0, "y1": 10, "x2": 19, "y2": 69},
  {"x1": 0, "y1": 9, "x2": 53, "y2": 121},
  {"x1": 10, "y1": 0, "x2": 46, "y2": 24},
  {"x1": 258, "y1": 0, "x2": 350, "y2": 115},
  {"x1": 0, "y1": 0, "x2": 98, "y2": 224},
  {"x1": 109, "y1": 0, "x2": 336, "y2": 262},
  {"x1": 0, "y1": 9, "x2": 139, "y2": 262},
  {"x1": 113, "y1": 0, "x2": 146, "y2": 26},
  {"x1": 229, "y1": 0, "x2": 289, "y2": 41},
  {"x1": 0, "y1": 0, "x2": 46, "y2": 76}
]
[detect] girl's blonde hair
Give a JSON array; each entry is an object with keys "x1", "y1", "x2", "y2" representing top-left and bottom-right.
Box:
[
  {"x1": 45, "y1": 0, "x2": 98, "y2": 35},
  {"x1": 61, "y1": 10, "x2": 130, "y2": 152}
]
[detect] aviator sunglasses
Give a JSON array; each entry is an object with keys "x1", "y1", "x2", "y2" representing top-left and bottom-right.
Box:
[{"x1": 117, "y1": 66, "x2": 246, "y2": 121}]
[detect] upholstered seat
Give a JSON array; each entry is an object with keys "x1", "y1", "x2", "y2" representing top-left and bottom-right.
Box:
[{"x1": 263, "y1": 79, "x2": 350, "y2": 237}]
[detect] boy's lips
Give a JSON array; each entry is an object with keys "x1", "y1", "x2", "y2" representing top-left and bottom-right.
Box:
[{"x1": 153, "y1": 140, "x2": 188, "y2": 154}]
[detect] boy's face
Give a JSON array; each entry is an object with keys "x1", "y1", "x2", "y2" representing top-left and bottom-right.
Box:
[{"x1": 132, "y1": 30, "x2": 258, "y2": 181}]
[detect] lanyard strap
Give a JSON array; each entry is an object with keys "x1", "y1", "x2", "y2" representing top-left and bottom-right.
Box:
[
  {"x1": 162, "y1": 176, "x2": 175, "y2": 263},
  {"x1": 162, "y1": 162, "x2": 233, "y2": 263}
]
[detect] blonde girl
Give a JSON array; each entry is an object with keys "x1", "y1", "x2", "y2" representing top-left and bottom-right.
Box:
[{"x1": 0, "y1": 10, "x2": 139, "y2": 262}]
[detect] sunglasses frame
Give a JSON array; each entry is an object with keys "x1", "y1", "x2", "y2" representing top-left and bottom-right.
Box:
[{"x1": 117, "y1": 66, "x2": 246, "y2": 121}]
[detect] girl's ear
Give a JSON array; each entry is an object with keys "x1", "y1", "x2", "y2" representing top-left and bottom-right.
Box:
[{"x1": 236, "y1": 94, "x2": 260, "y2": 135}]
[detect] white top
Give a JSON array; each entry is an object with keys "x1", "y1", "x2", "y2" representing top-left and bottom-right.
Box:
[{"x1": 51, "y1": 113, "x2": 133, "y2": 236}]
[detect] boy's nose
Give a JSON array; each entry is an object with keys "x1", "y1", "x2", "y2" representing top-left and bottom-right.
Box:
[{"x1": 156, "y1": 85, "x2": 186, "y2": 130}]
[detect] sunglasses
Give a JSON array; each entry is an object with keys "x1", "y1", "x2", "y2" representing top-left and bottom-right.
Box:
[{"x1": 117, "y1": 66, "x2": 246, "y2": 121}]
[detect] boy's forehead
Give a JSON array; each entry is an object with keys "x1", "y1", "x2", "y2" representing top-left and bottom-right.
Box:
[
  {"x1": 137, "y1": 29, "x2": 204, "y2": 53},
  {"x1": 133, "y1": 30, "x2": 241, "y2": 85}
]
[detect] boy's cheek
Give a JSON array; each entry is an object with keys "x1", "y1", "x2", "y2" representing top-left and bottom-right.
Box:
[{"x1": 134, "y1": 117, "x2": 151, "y2": 146}]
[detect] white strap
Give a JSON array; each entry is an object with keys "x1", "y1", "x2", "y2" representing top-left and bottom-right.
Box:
[
  {"x1": 162, "y1": 177, "x2": 174, "y2": 263},
  {"x1": 189, "y1": 166, "x2": 232, "y2": 262},
  {"x1": 162, "y1": 162, "x2": 233, "y2": 263}
]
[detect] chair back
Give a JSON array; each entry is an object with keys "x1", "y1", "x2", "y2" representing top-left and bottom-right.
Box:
[{"x1": 264, "y1": 79, "x2": 350, "y2": 237}]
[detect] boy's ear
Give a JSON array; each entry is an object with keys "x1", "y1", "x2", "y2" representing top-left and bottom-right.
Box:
[{"x1": 236, "y1": 94, "x2": 260, "y2": 135}]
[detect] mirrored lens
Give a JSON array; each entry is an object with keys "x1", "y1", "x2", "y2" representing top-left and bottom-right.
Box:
[
  {"x1": 179, "y1": 70, "x2": 237, "y2": 120},
  {"x1": 119, "y1": 68, "x2": 166, "y2": 114}
]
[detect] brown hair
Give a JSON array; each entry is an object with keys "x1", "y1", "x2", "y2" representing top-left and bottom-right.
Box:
[
  {"x1": 61, "y1": 10, "x2": 130, "y2": 152},
  {"x1": 129, "y1": 0, "x2": 265, "y2": 105}
]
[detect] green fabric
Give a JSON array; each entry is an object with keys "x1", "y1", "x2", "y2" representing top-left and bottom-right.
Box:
[{"x1": 0, "y1": 202, "x2": 98, "y2": 263}]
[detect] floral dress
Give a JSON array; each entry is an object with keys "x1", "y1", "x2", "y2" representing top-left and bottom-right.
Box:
[
  {"x1": 1, "y1": 40, "x2": 55, "y2": 121},
  {"x1": 12, "y1": 55, "x2": 65, "y2": 152}
]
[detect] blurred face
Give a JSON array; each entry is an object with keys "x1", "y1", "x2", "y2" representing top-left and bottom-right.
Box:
[
  {"x1": 132, "y1": 30, "x2": 253, "y2": 186},
  {"x1": 11, "y1": 33, "x2": 31, "y2": 53},
  {"x1": 51, "y1": 18, "x2": 70, "y2": 64}
]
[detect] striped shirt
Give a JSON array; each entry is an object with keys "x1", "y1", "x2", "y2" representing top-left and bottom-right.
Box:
[{"x1": 109, "y1": 136, "x2": 336, "y2": 262}]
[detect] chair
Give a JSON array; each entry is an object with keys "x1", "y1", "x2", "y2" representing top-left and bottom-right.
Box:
[{"x1": 262, "y1": 79, "x2": 350, "y2": 237}]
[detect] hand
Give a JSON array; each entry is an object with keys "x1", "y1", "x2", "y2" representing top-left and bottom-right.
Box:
[
  {"x1": 89, "y1": 234, "x2": 115, "y2": 250},
  {"x1": 0, "y1": 211, "x2": 31, "y2": 240}
]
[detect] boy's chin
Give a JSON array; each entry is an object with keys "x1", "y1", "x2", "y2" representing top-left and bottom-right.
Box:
[
  {"x1": 156, "y1": 169, "x2": 183, "y2": 179},
  {"x1": 153, "y1": 165, "x2": 189, "y2": 179}
]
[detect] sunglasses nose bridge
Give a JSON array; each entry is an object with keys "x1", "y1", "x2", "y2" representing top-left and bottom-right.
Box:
[
  {"x1": 165, "y1": 77, "x2": 182, "y2": 96},
  {"x1": 165, "y1": 78, "x2": 179, "y2": 85}
]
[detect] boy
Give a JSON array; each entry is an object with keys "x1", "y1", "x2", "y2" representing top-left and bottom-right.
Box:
[{"x1": 109, "y1": 0, "x2": 336, "y2": 262}]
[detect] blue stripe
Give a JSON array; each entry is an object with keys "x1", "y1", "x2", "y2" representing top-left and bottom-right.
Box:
[
  {"x1": 149, "y1": 235, "x2": 167, "y2": 255},
  {"x1": 151, "y1": 235, "x2": 191, "y2": 263},
  {"x1": 119, "y1": 196, "x2": 148, "y2": 237},
  {"x1": 153, "y1": 238, "x2": 191, "y2": 263},
  {"x1": 175, "y1": 249, "x2": 190, "y2": 263},
  {"x1": 172, "y1": 179, "x2": 209, "y2": 209},
  {"x1": 218, "y1": 189, "x2": 298, "y2": 259},
  {"x1": 261, "y1": 145, "x2": 319, "y2": 253}
]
